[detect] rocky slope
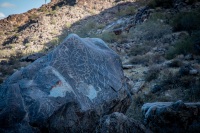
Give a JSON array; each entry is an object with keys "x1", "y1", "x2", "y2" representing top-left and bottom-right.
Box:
[
  {"x1": 0, "y1": 0, "x2": 136, "y2": 81},
  {"x1": 1, "y1": 0, "x2": 200, "y2": 132}
]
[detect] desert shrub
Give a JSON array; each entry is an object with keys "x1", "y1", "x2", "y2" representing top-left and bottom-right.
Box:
[
  {"x1": 149, "y1": 53, "x2": 166, "y2": 64},
  {"x1": 167, "y1": 59, "x2": 183, "y2": 68},
  {"x1": 50, "y1": 37, "x2": 59, "y2": 45},
  {"x1": 50, "y1": 30, "x2": 58, "y2": 35},
  {"x1": 130, "y1": 55, "x2": 150, "y2": 65},
  {"x1": 166, "y1": 33, "x2": 200, "y2": 59},
  {"x1": 39, "y1": 6, "x2": 48, "y2": 13},
  {"x1": 148, "y1": 0, "x2": 174, "y2": 9},
  {"x1": 75, "y1": 21, "x2": 97, "y2": 37},
  {"x1": 181, "y1": 76, "x2": 200, "y2": 101},
  {"x1": 145, "y1": 65, "x2": 160, "y2": 82},
  {"x1": 149, "y1": 12, "x2": 168, "y2": 21},
  {"x1": 29, "y1": 14, "x2": 39, "y2": 20},
  {"x1": 128, "y1": 20, "x2": 172, "y2": 40},
  {"x1": 0, "y1": 65, "x2": 14, "y2": 76},
  {"x1": 159, "y1": 69, "x2": 179, "y2": 88},
  {"x1": 187, "y1": 81, "x2": 200, "y2": 101},
  {"x1": 126, "y1": 93, "x2": 155, "y2": 121},
  {"x1": 116, "y1": 6, "x2": 136, "y2": 17},
  {"x1": 96, "y1": 23, "x2": 105, "y2": 29},
  {"x1": 49, "y1": 10, "x2": 57, "y2": 15},
  {"x1": 129, "y1": 45, "x2": 151, "y2": 56},
  {"x1": 171, "y1": 10, "x2": 200, "y2": 33},
  {"x1": 96, "y1": 32, "x2": 129, "y2": 43},
  {"x1": 99, "y1": 32, "x2": 118, "y2": 43},
  {"x1": 50, "y1": 19, "x2": 56, "y2": 25},
  {"x1": 65, "y1": 22, "x2": 72, "y2": 28},
  {"x1": 0, "y1": 31, "x2": 4, "y2": 35},
  {"x1": 166, "y1": 38, "x2": 193, "y2": 59}
]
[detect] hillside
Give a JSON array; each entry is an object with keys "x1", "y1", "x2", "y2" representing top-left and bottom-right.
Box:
[{"x1": 0, "y1": 0, "x2": 200, "y2": 132}]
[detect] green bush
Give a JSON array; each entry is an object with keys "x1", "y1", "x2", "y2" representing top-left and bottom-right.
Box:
[
  {"x1": 116, "y1": 6, "x2": 136, "y2": 17},
  {"x1": 145, "y1": 66, "x2": 160, "y2": 82},
  {"x1": 75, "y1": 21, "x2": 96, "y2": 37},
  {"x1": 49, "y1": 10, "x2": 57, "y2": 15},
  {"x1": 65, "y1": 22, "x2": 72, "y2": 28},
  {"x1": 166, "y1": 32, "x2": 200, "y2": 59},
  {"x1": 39, "y1": 6, "x2": 48, "y2": 13},
  {"x1": 99, "y1": 32, "x2": 118, "y2": 43},
  {"x1": 129, "y1": 45, "x2": 151, "y2": 56},
  {"x1": 171, "y1": 10, "x2": 200, "y2": 33},
  {"x1": 29, "y1": 14, "x2": 38, "y2": 20},
  {"x1": 128, "y1": 20, "x2": 172, "y2": 40},
  {"x1": 148, "y1": 0, "x2": 173, "y2": 9},
  {"x1": 0, "y1": 31, "x2": 4, "y2": 35}
]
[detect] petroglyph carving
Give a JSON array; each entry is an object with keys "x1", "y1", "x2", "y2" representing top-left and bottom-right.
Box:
[{"x1": 0, "y1": 34, "x2": 130, "y2": 133}]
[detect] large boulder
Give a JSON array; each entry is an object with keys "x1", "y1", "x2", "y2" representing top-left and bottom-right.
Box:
[
  {"x1": 0, "y1": 34, "x2": 130, "y2": 133},
  {"x1": 142, "y1": 100, "x2": 200, "y2": 133}
]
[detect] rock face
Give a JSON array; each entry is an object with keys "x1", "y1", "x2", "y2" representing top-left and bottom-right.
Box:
[
  {"x1": 142, "y1": 101, "x2": 200, "y2": 133},
  {"x1": 97, "y1": 112, "x2": 146, "y2": 133},
  {"x1": 0, "y1": 34, "x2": 130, "y2": 133}
]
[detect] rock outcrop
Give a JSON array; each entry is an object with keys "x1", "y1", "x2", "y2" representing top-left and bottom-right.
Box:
[
  {"x1": 97, "y1": 112, "x2": 147, "y2": 133},
  {"x1": 103, "y1": 6, "x2": 151, "y2": 35},
  {"x1": 142, "y1": 100, "x2": 200, "y2": 133},
  {"x1": 0, "y1": 34, "x2": 130, "y2": 133}
]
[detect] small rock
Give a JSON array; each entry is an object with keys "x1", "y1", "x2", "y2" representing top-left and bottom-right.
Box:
[
  {"x1": 189, "y1": 69, "x2": 198, "y2": 75},
  {"x1": 131, "y1": 80, "x2": 145, "y2": 94},
  {"x1": 123, "y1": 64, "x2": 135, "y2": 69},
  {"x1": 167, "y1": 59, "x2": 183, "y2": 68},
  {"x1": 142, "y1": 101, "x2": 200, "y2": 133},
  {"x1": 185, "y1": 54, "x2": 193, "y2": 60}
]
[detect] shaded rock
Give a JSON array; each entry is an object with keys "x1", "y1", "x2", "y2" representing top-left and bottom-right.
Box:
[
  {"x1": 179, "y1": 65, "x2": 191, "y2": 75},
  {"x1": 142, "y1": 100, "x2": 200, "y2": 133},
  {"x1": 166, "y1": 59, "x2": 183, "y2": 68},
  {"x1": 189, "y1": 69, "x2": 198, "y2": 75},
  {"x1": 185, "y1": 54, "x2": 193, "y2": 60},
  {"x1": 0, "y1": 34, "x2": 130, "y2": 133},
  {"x1": 131, "y1": 80, "x2": 145, "y2": 94},
  {"x1": 97, "y1": 112, "x2": 146, "y2": 133},
  {"x1": 150, "y1": 85, "x2": 161, "y2": 93},
  {"x1": 20, "y1": 53, "x2": 45, "y2": 62},
  {"x1": 122, "y1": 64, "x2": 135, "y2": 69},
  {"x1": 0, "y1": 60, "x2": 8, "y2": 65}
]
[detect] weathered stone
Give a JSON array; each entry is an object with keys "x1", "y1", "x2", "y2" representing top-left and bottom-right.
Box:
[
  {"x1": 189, "y1": 69, "x2": 198, "y2": 75},
  {"x1": 97, "y1": 112, "x2": 146, "y2": 133},
  {"x1": 131, "y1": 80, "x2": 145, "y2": 94},
  {"x1": 142, "y1": 100, "x2": 200, "y2": 133},
  {"x1": 0, "y1": 34, "x2": 130, "y2": 133}
]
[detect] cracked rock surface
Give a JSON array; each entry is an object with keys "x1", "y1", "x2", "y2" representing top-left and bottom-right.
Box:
[{"x1": 0, "y1": 34, "x2": 130, "y2": 133}]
